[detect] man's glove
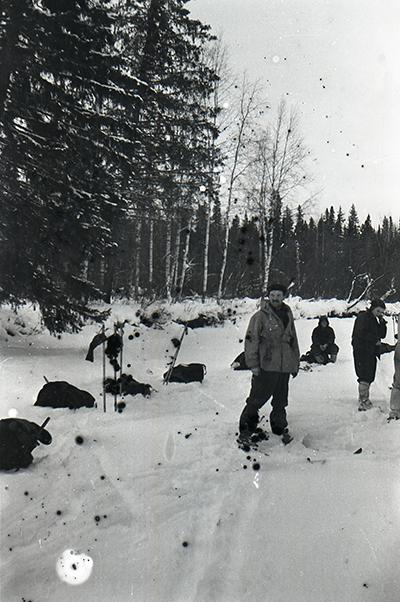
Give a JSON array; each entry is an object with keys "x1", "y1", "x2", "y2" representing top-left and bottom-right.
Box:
[{"x1": 251, "y1": 367, "x2": 261, "y2": 376}]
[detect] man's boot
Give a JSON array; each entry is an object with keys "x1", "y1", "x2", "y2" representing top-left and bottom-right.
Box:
[
  {"x1": 389, "y1": 385, "x2": 400, "y2": 420},
  {"x1": 358, "y1": 381, "x2": 372, "y2": 411},
  {"x1": 329, "y1": 354, "x2": 337, "y2": 363},
  {"x1": 238, "y1": 405, "x2": 259, "y2": 441}
]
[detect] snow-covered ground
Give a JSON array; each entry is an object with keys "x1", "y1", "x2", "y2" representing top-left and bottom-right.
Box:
[{"x1": 1, "y1": 299, "x2": 400, "y2": 602}]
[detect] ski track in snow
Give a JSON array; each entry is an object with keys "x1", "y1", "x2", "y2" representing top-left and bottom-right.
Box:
[{"x1": 1, "y1": 301, "x2": 400, "y2": 601}]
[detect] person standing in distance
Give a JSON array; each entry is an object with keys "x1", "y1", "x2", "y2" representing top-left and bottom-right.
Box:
[
  {"x1": 238, "y1": 283, "x2": 300, "y2": 443},
  {"x1": 352, "y1": 298, "x2": 389, "y2": 411},
  {"x1": 388, "y1": 315, "x2": 400, "y2": 420}
]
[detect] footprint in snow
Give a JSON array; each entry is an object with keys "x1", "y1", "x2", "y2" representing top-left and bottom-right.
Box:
[{"x1": 164, "y1": 432, "x2": 175, "y2": 462}]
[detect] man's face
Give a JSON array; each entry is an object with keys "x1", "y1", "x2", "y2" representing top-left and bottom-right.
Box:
[
  {"x1": 269, "y1": 290, "x2": 284, "y2": 307},
  {"x1": 372, "y1": 307, "x2": 385, "y2": 319}
]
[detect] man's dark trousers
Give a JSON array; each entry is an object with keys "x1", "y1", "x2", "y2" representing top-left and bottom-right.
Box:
[
  {"x1": 239, "y1": 369, "x2": 290, "y2": 435},
  {"x1": 353, "y1": 349, "x2": 377, "y2": 384}
]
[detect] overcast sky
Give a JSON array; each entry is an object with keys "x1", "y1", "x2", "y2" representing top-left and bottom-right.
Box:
[{"x1": 189, "y1": 0, "x2": 400, "y2": 224}]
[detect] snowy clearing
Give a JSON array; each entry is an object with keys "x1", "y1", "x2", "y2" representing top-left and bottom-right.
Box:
[{"x1": 1, "y1": 299, "x2": 400, "y2": 602}]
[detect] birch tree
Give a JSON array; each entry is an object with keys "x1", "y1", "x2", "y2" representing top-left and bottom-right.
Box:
[
  {"x1": 201, "y1": 38, "x2": 230, "y2": 299},
  {"x1": 246, "y1": 101, "x2": 311, "y2": 293},
  {"x1": 217, "y1": 75, "x2": 262, "y2": 299},
  {"x1": 178, "y1": 218, "x2": 193, "y2": 298}
]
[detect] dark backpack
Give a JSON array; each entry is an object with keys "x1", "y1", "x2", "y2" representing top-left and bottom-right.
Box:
[
  {"x1": 0, "y1": 418, "x2": 52, "y2": 470},
  {"x1": 164, "y1": 363, "x2": 207, "y2": 383},
  {"x1": 182, "y1": 314, "x2": 218, "y2": 329},
  {"x1": 35, "y1": 381, "x2": 95, "y2": 409},
  {"x1": 104, "y1": 374, "x2": 152, "y2": 397}
]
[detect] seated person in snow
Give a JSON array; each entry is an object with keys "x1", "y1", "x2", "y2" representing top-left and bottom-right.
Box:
[{"x1": 300, "y1": 316, "x2": 339, "y2": 365}]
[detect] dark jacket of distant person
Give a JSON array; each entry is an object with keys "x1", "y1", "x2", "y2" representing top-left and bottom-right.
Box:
[
  {"x1": 312, "y1": 316, "x2": 336, "y2": 348},
  {"x1": 352, "y1": 309, "x2": 387, "y2": 357}
]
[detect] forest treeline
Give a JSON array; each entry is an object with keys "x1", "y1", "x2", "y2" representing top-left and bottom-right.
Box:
[
  {"x1": 95, "y1": 202, "x2": 400, "y2": 304},
  {"x1": 0, "y1": 1, "x2": 398, "y2": 332}
]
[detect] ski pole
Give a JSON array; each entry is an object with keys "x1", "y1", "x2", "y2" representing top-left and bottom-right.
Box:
[
  {"x1": 113, "y1": 324, "x2": 118, "y2": 412},
  {"x1": 119, "y1": 323, "x2": 124, "y2": 403},
  {"x1": 102, "y1": 324, "x2": 106, "y2": 413},
  {"x1": 163, "y1": 324, "x2": 188, "y2": 385},
  {"x1": 40, "y1": 417, "x2": 51, "y2": 430}
]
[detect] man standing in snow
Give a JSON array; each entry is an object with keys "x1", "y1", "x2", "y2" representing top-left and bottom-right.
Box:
[
  {"x1": 352, "y1": 298, "x2": 390, "y2": 411},
  {"x1": 238, "y1": 283, "x2": 300, "y2": 443}
]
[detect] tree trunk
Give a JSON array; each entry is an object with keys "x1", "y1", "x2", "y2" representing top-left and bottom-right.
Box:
[
  {"x1": 202, "y1": 202, "x2": 211, "y2": 301},
  {"x1": 171, "y1": 218, "x2": 181, "y2": 295},
  {"x1": 148, "y1": 218, "x2": 154, "y2": 289},
  {"x1": 103, "y1": 254, "x2": 114, "y2": 303},
  {"x1": 179, "y1": 218, "x2": 192, "y2": 298},
  {"x1": 295, "y1": 239, "x2": 301, "y2": 289},
  {"x1": 258, "y1": 226, "x2": 264, "y2": 292},
  {"x1": 0, "y1": 3, "x2": 20, "y2": 120},
  {"x1": 217, "y1": 218, "x2": 230, "y2": 300},
  {"x1": 263, "y1": 221, "x2": 274, "y2": 295},
  {"x1": 260, "y1": 217, "x2": 267, "y2": 294},
  {"x1": 134, "y1": 219, "x2": 142, "y2": 297},
  {"x1": 99, "y1": 256, "x2": 106, "y2": 289},
  {"x1": 217, "y1": 78, "x2": 259, "y2": 300},
  {"x1": 81, "y1": 257, "x2": 89, "y2": 281},
  {"x1": 165, "y1": 217, "x2": 172, "y2": 301},
  {"x1": 131, "y1": 0, "x2": 163, "y2": 126}
]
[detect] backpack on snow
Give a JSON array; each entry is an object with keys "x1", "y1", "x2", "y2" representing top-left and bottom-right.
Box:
[
  {"x1": 35, "y1": 381, "x2": 95, "y2": 409},
  {"x1": 163, "y1": 363, "x2": 207, "y2": 384}
]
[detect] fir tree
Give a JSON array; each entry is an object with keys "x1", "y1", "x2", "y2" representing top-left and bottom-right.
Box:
[{"x1": 0, "y1": 0, "x2": 140, "y2": 331}]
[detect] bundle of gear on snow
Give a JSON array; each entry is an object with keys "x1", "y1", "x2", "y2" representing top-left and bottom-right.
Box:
[
  {"x1": 104, "y1": 374, "x2": 152, "y2": 397},
  {"x1": 230, "y1": 351, "x2": 249, "y2": 371},
  {"x1": 0, "y1": 418, "x2": 52, "y2": 470},
  {"x1": 85, "y1": 331, "x2": 108, "y2": 362},
  {"x1": 35, "y1": 381, "x2": 95, "y2": 409},
  {"x1": 105, "y1": 333, "x2": 123, "y2": 371},
  {"x1": 177, "y1": 314, "x2": 221, "y2": 329},
  {"x1": 85, "y1": 331, "x2": 123, "y2": 371},
  {"x1": 164, "y1": 363, "x2": 207, "y2": 383}
]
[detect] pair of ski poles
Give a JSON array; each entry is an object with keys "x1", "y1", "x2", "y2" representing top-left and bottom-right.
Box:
[
  {"x1": 99, "y1": 320, "x2": 187, "y2": 398},
  {"x1": 101, "y1": 323, "x2": 125, "y2": 412}
]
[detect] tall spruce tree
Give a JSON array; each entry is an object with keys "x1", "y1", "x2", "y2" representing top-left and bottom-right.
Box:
[
  {"x1": 0, "y1": 0, "x2": 141, "y2": 332},
  {"x1": 116, "y1": 0, "x2": 219, "y2": 299},
  {"x1": 0, "y1": 0, "x2": 219, "y2": 325}
]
